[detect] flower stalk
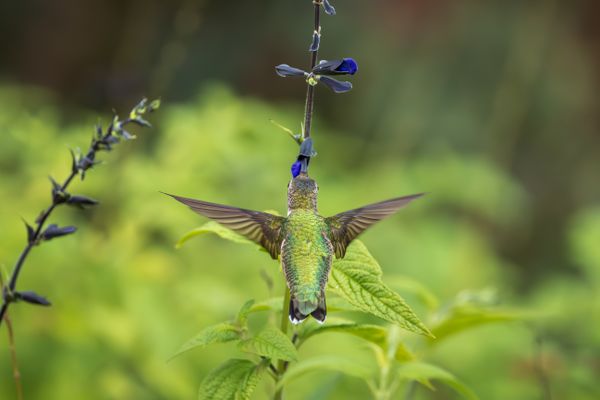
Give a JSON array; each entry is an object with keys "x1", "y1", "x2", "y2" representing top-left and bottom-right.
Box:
[{"x1": 0, "y1": 98, "x2": 159, "y2": 327}]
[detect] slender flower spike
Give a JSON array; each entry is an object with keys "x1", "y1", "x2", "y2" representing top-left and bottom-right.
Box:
[{"x1": 312, "y1": 58, "x2": 358, "y2": 75}]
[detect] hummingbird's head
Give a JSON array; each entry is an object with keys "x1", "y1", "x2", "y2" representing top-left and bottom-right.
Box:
[{"x1": 287, "y1": 173, "x2": 318, "y2": 211}]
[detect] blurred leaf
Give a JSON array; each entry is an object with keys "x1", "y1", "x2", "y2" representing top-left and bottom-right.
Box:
[
  {"x1": 569, "y1": 207, "x2": 600, "y2": 283},
  {"x1": 297, "y1": 318, "x2": 387, "y2": 347},
  {"x1": 249, "y1": 297, "x2": 283, "y2": 313},
  {"x1": 236, "y1": 299, "x2": 255, "y2": 327},
  {"x1": 198, "y1": 359, "x2": 264, "y2": 400},
  {"x1": 276, "y1": 356, "x2": 371, "y2": 389},
  {"x1": 393, "y1": 342, "x2": 415, "y2": 362},
  {"x1": 387, "y1": 276, "x2": 440, "y2": 310},
  {"x1": 429, "y1": 305, "x2": 531, "y2": 343},
  {"x1": 396, "y1": 362, "x2": 478, "y2": 400},
  {"x1": 238, "y1": 327, "x2": 297, "y2": 362},
  {"x1": 177, "y1": 221, "x2": 257, "y2": 249},
  {"x1": 170, "y1": 322, "x2": 242, "y2": 361},
  {"x1": 329, "y1": 241, "x2": 432, "y2": 337}
]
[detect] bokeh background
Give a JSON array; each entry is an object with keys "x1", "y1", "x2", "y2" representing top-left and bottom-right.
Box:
[{"x1": 0, "y1": 0, "x2": 599, "y2": 399}]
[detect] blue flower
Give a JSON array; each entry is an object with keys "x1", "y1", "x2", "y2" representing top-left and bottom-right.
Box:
[
  {"x1": 275, "y1": 58, "x2": 357, "y2": 94},
  {"x1": 291, "y1": 161, "x2": 302, "y2": 178},
  {"x1": 337, "y1": 58, "x2": 358, "y2": 75},
  {"x1": 312, "y1": 58, "x2": 358, "y2": 76}
]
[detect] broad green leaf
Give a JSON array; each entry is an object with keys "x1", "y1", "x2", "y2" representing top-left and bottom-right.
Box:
[
  {"x1": 199, "y1": 359, "x2": 264, "y2": 400},
  {"x1": 429, "y1": 305, "x2": 532, "y2": 343},
  {"x1": 276, "y1": 355, "x2": 372, "y2": 389},
  {"x1": 329, "y1": 241, "x2": 433, "y2": 337},
  {"x1": 176, "y1": 221, "x2": 260, "y2": 249},
  {"x1": 396, "y1": 362, "x2": 478, "y2": 400},
  {"x1": 297, "y1": 318, "x2": 388, "y2": 347},
  {"x1": 170, "y1": 322, "x2": 241, "y2": 361},
  {"x1": 239, "y1": 327, "x2": 298, "y2": 362}
]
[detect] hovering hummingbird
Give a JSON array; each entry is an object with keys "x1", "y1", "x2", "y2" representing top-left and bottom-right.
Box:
[{"x1": 166, "y1": 174, "x2": 423, "y2": 324}]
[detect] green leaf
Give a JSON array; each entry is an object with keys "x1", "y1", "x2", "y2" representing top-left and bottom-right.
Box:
[
  {"x1": 249, "y1": 297, "x2": 283, "y2": 313},
  {"x1": 297, "y1": 318, "x2": 388, "y2": 347},
  {"x1": 170, "y1": 322, "x2": 241, "y2": 361},
  {"x1": 199, "y1": 359, "x2": 264, "y2": 400},
  {"x1": 396, "y1": 362, "x2": 478, "y2": 400},
  {"x1": 329, "y1": 241, "x2": 433, "y2": 337},
  {"x1": 276, "y1": 356, "x2": 372, "y2": 390},
  {"x1": 239, "y1": 327, "x2": 298, "y2": 362},
  {"x1": 177, "y1": 221, "x2": 258, "y2": 249},
  {"x1": 429, "y1": 305, "x2": 531, "y2": 343},
  {"x1": 236, "y1": 299, "x2": 255, "y2": 327},
  {"x1": 387, "y1": 276, "x2": 440, "y2": 311}
]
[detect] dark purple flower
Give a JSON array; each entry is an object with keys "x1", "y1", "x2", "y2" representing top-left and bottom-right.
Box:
[
  {"x1": 291, "y1": 161, "x2": 302, "y2": 178},
  {"x1": 312, "y1": 58, "x2": 358, "y2": 76}
]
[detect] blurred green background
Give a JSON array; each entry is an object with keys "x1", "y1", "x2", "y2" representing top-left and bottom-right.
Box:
[{"x1": 0, "y1": 0, "x2": 599, "y2": 399}]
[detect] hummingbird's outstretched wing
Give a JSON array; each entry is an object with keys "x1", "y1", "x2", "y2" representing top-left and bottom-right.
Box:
[
  {"x1": 165, "y1": 193, "x2": 285, "y2": 259},
  {"x1": 325, "y1": 193, "x2": 424, "y2": 258}
]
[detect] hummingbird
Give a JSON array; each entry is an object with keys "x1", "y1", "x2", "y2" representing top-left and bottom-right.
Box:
[{"x1": 166, "y1": 174, "x2": 423, "y2": 324}]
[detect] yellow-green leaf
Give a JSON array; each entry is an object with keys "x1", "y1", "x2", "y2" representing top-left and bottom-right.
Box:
[
  {"x1": 297, "y1": 318, "x2": 388, "y2": 347},
  {"x1": 199, "y1": 359, "x2": 264, "y2": 400},
  {"x1": 238, "y1": 327, "x2": 298, "y2": 362},
  {"x1": 170, "y1": 322, "x2": 241, "y2": 361},
  {"x1": 176, "y1": 221, "x2": 258, "y2": 249},
  {"x1": 276, "y1": 355, "x2": 372, "y2": 390},
  {"x1": 329, "y1": 241, "x2": 432, "y2": 337},
  {"x1": 429, "y1": 305, "x2": 532, "y2": 343},
  {"x1": 396, "y1": 362, "x2": 478, "y2": 400}
]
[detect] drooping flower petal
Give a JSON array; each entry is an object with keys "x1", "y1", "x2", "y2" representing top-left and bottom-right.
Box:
[
  {"x1": 309, "y1": 31, "x2": 321, "y2": 52},
  {"x1": 275, "y1": 64, "x2": 307, "y2": 78},
  {"x1": 318, "y1": 76, "x2": 353, "y2": 93},
  {"x1": 323, "y1": 0, "x2": 336, "y2": 16}
]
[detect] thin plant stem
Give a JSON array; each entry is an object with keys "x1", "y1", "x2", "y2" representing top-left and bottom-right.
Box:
[
  {"x1": 4, "y1": 312, "x2": 24, "y2": 400},
  {"x1": 1, "y1": 273, "x2": 24, "y2": 400},
  {"x1": 274, "y1": 287, "x2": 291, "y2": 400},
  {"x1": 0, "y1": 105, "x2": 154, "y2": 328},
  {"x1": 302, "y1": 1, "x2": 321, "y2": 140}
]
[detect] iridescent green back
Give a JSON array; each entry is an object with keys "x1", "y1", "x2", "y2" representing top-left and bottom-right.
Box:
[
  {"x1": 282, "y1": 210, "x2": 332, "y2": 314},
  {"x1": 283, "y1": 174, "x2": 333, "y2": 315}
]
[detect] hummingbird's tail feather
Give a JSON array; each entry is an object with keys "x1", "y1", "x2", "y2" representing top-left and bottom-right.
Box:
[
  {"x1": 289, "y1": 297, "x2": 309, "y2": 325},
  {"x1": 289, "y1": 293, "x2": 327, "y2": 324},
  {"x1": 310, "y1": 295, "x2": 327, "y2": 324}
]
